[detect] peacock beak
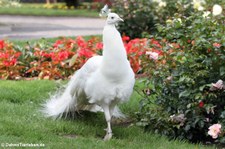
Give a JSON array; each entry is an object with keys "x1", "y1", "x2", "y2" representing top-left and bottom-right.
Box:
[{"x1": 118, "y1": 17, "x2": 124, "y2": 22}]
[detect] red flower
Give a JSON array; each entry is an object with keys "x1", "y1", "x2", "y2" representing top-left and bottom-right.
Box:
[
  {"x1": 199, "y1": 101, "x2": 204, "y2": 108},
  {"x1": 76, "y1": 36, "x2": 86, "y2": 47},
  {"x1": 58, "y1": 51, "x2": 69, "y2": 61},
  {"x1": 3, "y1": 59, "x2": 17, "y2": 67},
  {"x1": 10, "y1": 58, "x2": 17, "y2": 66},
  {"x1": 151, "y1": 39, "x2": 162, "y2": 48},
  {"x1": 15, "y1": 52, "x2": 21, "y2": 58},
  {"x1": 122, "y1": 36, "x2": 130, "y2": 42},
  {"x1": 53, "y1": 40, "x2": 63, "y2": 48},
  {"x1": 78, "y1": 49, "x2": 93, "y2": 58},
  {"x1": 207, "y1": 49, "x2": 211, "y2": 53},
  {"x1": 96, "y1": 42, "x2": 103, "y2": 50},
  {"x1": 0, "y1": 52, "x2": 9, "y2": 58},
  {"x1": 0, "y1": 40, "x2": 5, "y2": 49},
  {"x1": 66, "y1": 39, "x2": 76, "y2": 49},
  {"x1": 3, "y1": 61, "x2": 9, "y2": 67},
  {"x1": 213, "y1": 42, "x2": 221, "y2": 48},
  {"x1": 42, "y1": 52, "x2": 52, "y2": 58}
]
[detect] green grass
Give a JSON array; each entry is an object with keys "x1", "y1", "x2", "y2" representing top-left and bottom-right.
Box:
[
  {"x1": 0, "y1": 3, "x2": 99, "y2": 17},
  {"x1": 0, "y1": 80, "x2": 214, "y2": 149},
  {"x1": 11, "y1": 35, "x2": 102, "y2": 47}
]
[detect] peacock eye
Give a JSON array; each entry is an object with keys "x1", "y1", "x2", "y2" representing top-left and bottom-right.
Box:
[{"x1": 111, "y1": 17, "x2": 114, "y2": 19}]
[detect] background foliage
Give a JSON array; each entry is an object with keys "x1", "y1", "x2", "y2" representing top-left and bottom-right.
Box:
[
  {"x1": 136, "y1": 9, "x2": 225, "y2": 143},
  {"x1": 114, "y1": 0, "x2": 225, "y2": 39}
]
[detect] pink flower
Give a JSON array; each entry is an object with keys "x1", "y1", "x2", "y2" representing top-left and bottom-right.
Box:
[
  {"x1": 208, "y1": 124, "x2": 222, "y2": 139},
  {"x1": 146, "y1": 51, "x2": 159, "y2": 60},
  {"x1": 210, "y1": 80, "x2": 224, "y2": 91},
  {"x1": 213, "y1": 42, "x2": 221, "y2": 48}
]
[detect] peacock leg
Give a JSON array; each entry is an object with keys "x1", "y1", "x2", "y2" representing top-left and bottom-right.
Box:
[{"x1": 103, "y1": 105, "x2": 113, "y2": 141}]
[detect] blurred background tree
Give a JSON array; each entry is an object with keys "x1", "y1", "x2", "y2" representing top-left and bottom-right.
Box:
[
  {"x1": 65, "y1": 0, "x2": 79, "y2": 7},
  {"x1": 46, "y1": 0, "x2": 57, "y2": 4}
]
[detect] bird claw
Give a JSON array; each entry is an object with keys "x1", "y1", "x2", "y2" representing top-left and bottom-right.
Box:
[{"x1": 103, "y1": 132, "x2": 113, "y2": 141}]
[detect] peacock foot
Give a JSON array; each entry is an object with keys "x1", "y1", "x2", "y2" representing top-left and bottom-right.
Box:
[{"x1": 103, "y1": 131, "x2": 113, "y2": 141}]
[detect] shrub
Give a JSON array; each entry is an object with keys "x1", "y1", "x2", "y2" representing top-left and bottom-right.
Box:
[
  {"x1": 113, "y1": 0, "x2": 225, "y2": 39},
  {"x1": 113, "y1": 0, "x2": 194, "y2": 39},
  {"x1": 0, "y1": 0, "x2": 21, "y2": 7},
  {"x1": 136, "y1": 9, "x2": 225, "y2": 143}
]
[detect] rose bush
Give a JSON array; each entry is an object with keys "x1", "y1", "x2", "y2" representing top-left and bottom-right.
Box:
[{"x1": 136, "y1": 8, "x2": 225, "y2": 143}]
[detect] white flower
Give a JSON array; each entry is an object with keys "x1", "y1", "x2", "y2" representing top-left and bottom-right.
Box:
[
  {"x1": 198, "y1": 5, "x2": 204, "y2": 11},
  {"x1": 192, "y1": 0, "x2": 205, "y2": 10},
  {"x1": 173, "y1": 18, "x2": 182, "y2": 24},
  {"x1": 193, "y1": 2, "x2": 201, "y2": 9},
  {"x1": 166, "y1": 76, "x2": 173, "y2": 81},
  {"x1": 203, "y1": 11, "x2": 211, "y2": 18},
  {"x1": 146, "y1": 51, "x2": 159, "y2": 60},
  {"x1": 159, "y1": 1, "x2": 167, "y2": 7},
  {"x1": 166, "y1": 19, "x2": 173, "y2": 24},
  {"x1": 212, "y1": 4, "x2": 223, "y2": 16},
  {"x1": 153, "y1": 0, "x2": 166, "y2": 8},
  {"x1": 193, "y1": 0, "x2": 206, "y2": 5}
]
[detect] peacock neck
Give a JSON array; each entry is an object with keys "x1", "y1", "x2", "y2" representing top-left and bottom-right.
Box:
[{"x1": 100, "y1": 24, "x2": 129, "y2": 79}]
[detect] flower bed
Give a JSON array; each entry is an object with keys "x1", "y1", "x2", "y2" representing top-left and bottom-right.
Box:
[{"x1": 0, "y1": 36, "x2": 161, "y2": 80}]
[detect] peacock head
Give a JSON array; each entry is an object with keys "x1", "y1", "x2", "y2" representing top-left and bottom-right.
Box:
[
  {"x1": 106, "y1": 13, "x2": 124, "y2": 25},
  {"x1": 99, "y1": 5, "x2": 123, "y2": 25}
]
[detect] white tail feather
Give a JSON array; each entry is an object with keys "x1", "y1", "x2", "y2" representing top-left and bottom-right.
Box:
[
  {"x1": 41, "y1": 79, "x2": 76, "y2": 119},
  {"x1": 113, "y1": 106, "x2": 126, "y2": 118}
]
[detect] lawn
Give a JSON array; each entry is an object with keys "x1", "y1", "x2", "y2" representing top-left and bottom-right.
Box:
[
  {"x1": 12, "y1": 35, "x2": 101, "y2": 47},
  {"x1": 0, "y1": 3, "x2": 99, "y2": 17},
  {"x1": 0, "y1": 80, "x2": 214, "y2": 149}
]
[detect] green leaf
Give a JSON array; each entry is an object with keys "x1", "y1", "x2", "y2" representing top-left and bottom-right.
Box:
[
  {"x1": 199, "y1": 84, "x2": 211, "y2": 91},
  {"x1": 69, "y1": 54, "x2": 78, "y2": 67},
  {"x1": 179, "y1": 90, "x2": 190, "y2": 98},
  {"x1": 184, "y1": 124, "x2": 191, "y2": 132},
  {"x1": 198, "y1": 120, "x2": 204, "y2": 128},
  {"x1": 220, "y1": 66, "x2": 225, "y2": 76}
]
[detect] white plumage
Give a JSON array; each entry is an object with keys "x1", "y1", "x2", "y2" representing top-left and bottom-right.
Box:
[{"x1": 42, "y1": 10, "x2": 135, "y2": 141}]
